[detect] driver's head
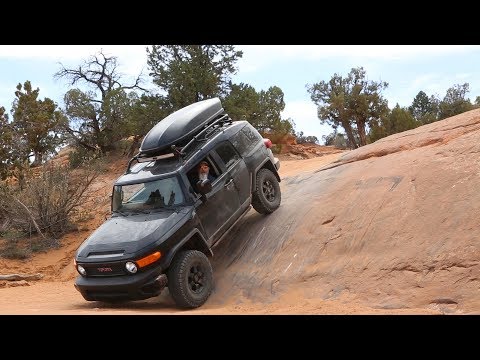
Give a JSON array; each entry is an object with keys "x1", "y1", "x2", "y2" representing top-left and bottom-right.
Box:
[{"x1": 198, "y1": 161, "x2": 210, "y2": 175}]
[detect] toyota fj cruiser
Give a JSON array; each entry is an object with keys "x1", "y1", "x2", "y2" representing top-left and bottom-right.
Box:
[{"x1": 73, "y1": 98, "x2": 281, "y2": 308}]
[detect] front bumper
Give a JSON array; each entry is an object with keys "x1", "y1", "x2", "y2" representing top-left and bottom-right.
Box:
[{"x1": 74, "y1": 265, "x2": 167, "y2": 301}]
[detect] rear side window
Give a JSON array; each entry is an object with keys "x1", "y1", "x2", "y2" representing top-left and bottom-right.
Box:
[
  {"x1": 215, "y1": 141, "x2": 239, "y2": 169},
  {"x1": 231, "y1": 125, "x2": 262, "y2": 156}
]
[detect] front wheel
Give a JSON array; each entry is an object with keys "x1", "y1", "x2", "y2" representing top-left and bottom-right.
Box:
[
  {"x1": 252, "y1": 168, "x2": 281, "y2": 214},
  {"x1": 167, "y1": 250, "x2": 213, "y2": 309}
]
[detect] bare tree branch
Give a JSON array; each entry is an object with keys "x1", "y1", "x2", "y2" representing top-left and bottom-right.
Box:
[
  {"x1": 55, "y1": 50, "x2": 148, "y2": 154},
  {"x1": 62, "y1": 127, "x2": 98, "y2": 151},
  {"x1": 13, "y1": 196, "x2": 46, "y2": 240}
]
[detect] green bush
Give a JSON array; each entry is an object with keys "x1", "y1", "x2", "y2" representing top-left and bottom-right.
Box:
[
  {"x1": 0, "y1": 241, "x2": 31, "y2": 259},
  {"x1": 30, "y1": 237, "x2": 60, "y2": 253},
  {"x1": 68, "y1": 147, "x2": 100, "y2": 169},
  {"x1": 271, "y1": 144, "x2": 282, "y2": 154}
]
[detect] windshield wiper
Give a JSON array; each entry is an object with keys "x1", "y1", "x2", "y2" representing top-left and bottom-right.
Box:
[
  {"x1": 112, "y1": 210, "x2": 128, "y2": 217},
  {"x1": 130, "y1": 209, "x2": 151, "y2": 215},
  {"x1": 149, "y1": 205, "x2": 178, "y2": 213}
]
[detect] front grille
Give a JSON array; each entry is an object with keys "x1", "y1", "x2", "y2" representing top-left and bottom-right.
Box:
[{"x1": 85, "y1": 262, "x2": 126, "y2": 277}]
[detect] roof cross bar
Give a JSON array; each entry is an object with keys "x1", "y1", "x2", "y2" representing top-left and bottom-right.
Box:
[
  {"x1": 124, "y1": 152, "x2": 176, "y2": 174},
  {"x1": 179, "y1": 114, "x2": 232, "y2": 156}
]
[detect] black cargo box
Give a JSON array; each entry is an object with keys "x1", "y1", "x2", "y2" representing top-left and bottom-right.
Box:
[{"x1": 139, "y1": 98, "x2": 224, "y2": 156}]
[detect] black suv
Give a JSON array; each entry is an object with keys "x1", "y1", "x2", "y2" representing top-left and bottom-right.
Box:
[{"x1": 73, "y1": 98, "x2": 281, "y2": 308}]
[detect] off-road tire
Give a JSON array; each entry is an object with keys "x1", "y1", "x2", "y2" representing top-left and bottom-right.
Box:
[
  {"x1": 252, "y1": 168, "x2": 281, "y2": 214},
  {"x1": 167, "y1": 250, "x2": 213, "y2": 309}
]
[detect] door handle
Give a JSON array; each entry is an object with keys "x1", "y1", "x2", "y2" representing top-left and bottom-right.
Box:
[{"x1": 224, "y1": 179, "x2": 233, "y2": 187}]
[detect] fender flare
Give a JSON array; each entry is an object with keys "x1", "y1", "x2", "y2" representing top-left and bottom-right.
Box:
[
  {"x1": 163, "y1": 228, "x2": 212, "y2": 269},
  {"x1": 253, "y1": 159, "x2": 281, "y2": 188}
]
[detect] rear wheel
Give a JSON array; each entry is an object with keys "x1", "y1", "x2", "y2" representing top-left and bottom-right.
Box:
[
  {"x1": 252, "y1": 168, "x2": 281, "y2": 214},
  {"x1": 167, "y1": 250, "x2": 213, "y2": 309}
]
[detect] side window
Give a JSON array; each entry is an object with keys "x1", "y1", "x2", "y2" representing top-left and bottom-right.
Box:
[
  {"x1": 187, "y1": 157, "x2": 219, "y2": 195},
  {"x1": 242, "y1": 125, "x2": 262, "y2": 144},
  {"x1": 231, "y1": 125, "x2": 262, "y2": 156},
  {"x1": 230, "y1": 131, "x2": 249, "y2": 156},
  {"x1": 215, "y1": 141, "x2": 239, "y2": 169}
]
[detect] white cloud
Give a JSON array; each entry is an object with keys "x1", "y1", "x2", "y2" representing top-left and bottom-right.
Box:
[
  {"x1": 383, "y1": 70, "x2": 480, "y2": 108},
  {"x1": 2, "y1": 45, "x2": 478, "y2": 77},
  {"x1": 281, "y1": 100, "x2": 333, "y2": 141},
  {"x1": 408, "y1": 73, "x2": 439, "y2": 90},
  {"x1": 0, "y1": 45, "x2": 149, "y2": 78},
  {"x1": 388, "y1": 73, "x2": 441, "y2": 106},
  {"x1": 403, "y1": 72, "x2": 476, "y2": 102},
  {"x1": 454, "y1": 73, "x2": 472, "y2": 80},
  {"x1": 0, "y1": 45, "x2": 147, "y2": 60},
  {"x1": 237, "y1": 45, "x2": 480, "y2": 73},
  {"x1": 0, "y1": 80, "x2": 63, "y2": 112}
]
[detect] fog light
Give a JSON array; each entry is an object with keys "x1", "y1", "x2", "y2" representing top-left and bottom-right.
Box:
[
  {"x1": 77, "y1": 265, "x2": 87, "y2": 276},
  {"x1": 126, "y1": 262, "x2": 138, "y2": 274}
]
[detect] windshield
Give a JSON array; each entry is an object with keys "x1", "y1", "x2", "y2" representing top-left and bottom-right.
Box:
[{"x1": 112, "y1": 176, "x2": 185, "y2": 212}]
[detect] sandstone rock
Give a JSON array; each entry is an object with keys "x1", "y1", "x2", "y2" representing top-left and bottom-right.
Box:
[{"x1": 210, "y1": 108, "x2": 480, "y2": 314}]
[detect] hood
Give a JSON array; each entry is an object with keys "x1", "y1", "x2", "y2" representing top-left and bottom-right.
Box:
[{"x1": 76, "y1": 208, "x2": 190, "y2": 260}]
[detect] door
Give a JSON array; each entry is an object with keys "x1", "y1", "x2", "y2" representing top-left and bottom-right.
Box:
[{"x1": 195, "y1": 141, "x2": 250, "y2": 245}]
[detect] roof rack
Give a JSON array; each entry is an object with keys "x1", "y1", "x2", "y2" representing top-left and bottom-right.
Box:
[
  {"x1": 179, "y1": 113, "x2": 232, "y2": 156},
  {"x1": 125, "y1": 152, "x2": 172, "y2": 173},
  {"x1": 124, "y1": 113, "x2": 233, "y2": 174}
]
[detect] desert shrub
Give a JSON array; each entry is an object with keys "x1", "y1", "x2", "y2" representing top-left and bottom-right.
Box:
[
  {"x1": 71, "y1": 209, "x2": 95, "y2": 223},
  {"x1": 323, "y1": 132, "x2": 348, "y2": 149},
  {"x1": 69, "y1": 147, "x2": 101, "y2": 169},
  {"x1": 1, "y1": 242, "x2": 31, "y2": 259},
  {"x1": 0, "y1": 230, "x2": 30, "y2": 258},
  {"x1": 29, "y1": 236, "x2": 61, "y2": 252},
  {"x1": 296, "y1": 131, "x2": 319, "y2": 144},
  {"x1": 271, "y1": 144, "x2": 283, "y2": 154},
  {"x1": 0, "y1": 162, "x2": 98, "y2": 243}
]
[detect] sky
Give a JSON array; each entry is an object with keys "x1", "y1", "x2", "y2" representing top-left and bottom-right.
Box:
[{"x1": 1, "y1": 45, "x2": 480, "y2": 142}]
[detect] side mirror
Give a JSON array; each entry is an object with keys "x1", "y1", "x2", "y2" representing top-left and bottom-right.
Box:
[{"x1": 197, "y1": 179, "x2": 212, "y2": 195}]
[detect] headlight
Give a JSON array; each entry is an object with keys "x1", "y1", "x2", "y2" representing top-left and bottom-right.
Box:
[
  {"x1": 125, "y1": 262, "x2": 138, "y2": 274},
  {"x1": 77, "y1": 265, "x2": 87, "y2": 276}
]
